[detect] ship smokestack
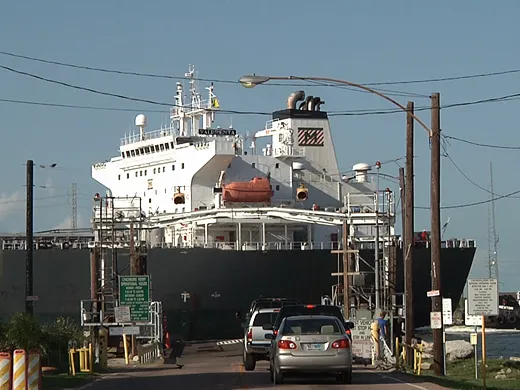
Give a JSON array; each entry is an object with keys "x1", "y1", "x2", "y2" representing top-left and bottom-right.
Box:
[{"x1": 287, "y1": 91, "x2": 305, "y2": 109}]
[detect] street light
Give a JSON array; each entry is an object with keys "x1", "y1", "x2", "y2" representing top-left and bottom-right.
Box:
[
  {"x1": 240, "y1": 73, "x2": 444, "y2": 376},
  {"x1": 239, "y1": 74, "x2": 432, "y2": 136}
]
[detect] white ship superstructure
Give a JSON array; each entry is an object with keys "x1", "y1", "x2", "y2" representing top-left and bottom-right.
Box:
[{"x1": 91, "y1": 65, "x2": 394, "y2": 252}]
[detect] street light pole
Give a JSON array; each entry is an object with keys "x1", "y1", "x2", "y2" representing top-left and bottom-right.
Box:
[{"x1": 238, "y1": 75, "x2": 432, "y2": 137}]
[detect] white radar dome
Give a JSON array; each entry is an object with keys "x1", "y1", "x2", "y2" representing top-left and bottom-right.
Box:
[{"x1": 135, "y1": 114, "x2": 147, "y2": 127}]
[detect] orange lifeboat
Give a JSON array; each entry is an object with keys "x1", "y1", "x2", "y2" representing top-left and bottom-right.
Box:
[{"x1": 222, "y1": 177, "x2": 273, "y2": 203}]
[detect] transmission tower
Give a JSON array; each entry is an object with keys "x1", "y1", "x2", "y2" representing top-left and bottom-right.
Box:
[
  {"x1": 487, "y1": 162, "x2": 499, "y2": 279},
  {"x1": 71, "y1": 182, "x2": 78, "y2": 230}
]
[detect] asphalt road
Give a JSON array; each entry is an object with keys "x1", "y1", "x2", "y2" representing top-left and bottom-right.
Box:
[{"x1": 86, "y1": 342, "x2": 450, "y2": 390}]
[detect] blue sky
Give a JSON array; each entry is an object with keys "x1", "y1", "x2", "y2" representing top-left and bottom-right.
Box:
[{"x1": 0, "y1": 0, "x2": 519, "y2": 289}]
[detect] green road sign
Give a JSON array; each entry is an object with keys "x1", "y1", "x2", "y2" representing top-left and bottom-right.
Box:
[{"x1": 119, "y1": 275, "x2": 150, "y2": 322}]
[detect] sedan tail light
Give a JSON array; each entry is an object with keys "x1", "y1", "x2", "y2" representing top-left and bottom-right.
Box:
[
  {"x1": 331, "y1": 339, "x2": 350, "y2": 349},
  {"x1": 278, "y1": 340, "x2": 297, "y2": 350}
]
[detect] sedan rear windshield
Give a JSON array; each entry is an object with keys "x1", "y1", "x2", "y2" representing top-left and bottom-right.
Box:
[
  {"x1": 253, "y1": 313, "x2": 277, "y2": 326},
  {"x1": 283, "y1": 318, "x2": 343, "y2": 335}
]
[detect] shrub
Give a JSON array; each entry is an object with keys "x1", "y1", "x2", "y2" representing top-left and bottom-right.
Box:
[{"x1": 0, "y1": 314, "x2": 86, "y2": 371}]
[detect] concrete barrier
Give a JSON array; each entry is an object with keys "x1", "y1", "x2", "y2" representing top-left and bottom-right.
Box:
[{"x1": 137, "y1": 342, "x2": 161, "y2": 364}]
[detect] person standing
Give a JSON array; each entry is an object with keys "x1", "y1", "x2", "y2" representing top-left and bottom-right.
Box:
[{"x1": 377, "y1": 311, "x2": 389, "y2": 357}]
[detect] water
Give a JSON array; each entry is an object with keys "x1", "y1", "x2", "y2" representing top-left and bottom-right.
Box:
[{"x1": 416, "y1": 327, "x2": 520, "y2": 359}]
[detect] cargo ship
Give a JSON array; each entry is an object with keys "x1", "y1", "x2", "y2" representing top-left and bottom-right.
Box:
[{"x1": 0, "y1": 65, "x2": 477, "y2": 340}]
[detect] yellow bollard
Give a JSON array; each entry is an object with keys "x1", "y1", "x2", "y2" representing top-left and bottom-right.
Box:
[
  {"x1": 27, "y1": 350, "x2": 42, "y2": 390},
  {"x1": 417, "y1": 344, "x2": 423, "y2": 375},
  {"x1": 12, "y1": 349, "x2": 26, "y2": 390},
  {"x1": 395, "y1": 338, "x2": 400, "y2": 369},
  {"x1": 0, "y1": 352, "x2": 11, "y2": 390},
  {"x1": 89, "y1": 343, "x2": 93, "y2": 373},
  {"x1": 123, "y1": 334, "x2": 129, "y2": 365},
  {"x1": 69, "y1": 349, "x2": 76, "y2": 376},
  {"x1": 79, "y1": 349, "x2": 85, "y2": 371}
]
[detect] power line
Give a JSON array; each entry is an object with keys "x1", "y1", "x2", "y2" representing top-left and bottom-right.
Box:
[
  {"x1": 2, "y1": 49, "x2": 519, "y2": 88},
  {"x1": 444, "y1": 135, "x2": 520, "y2": 150},
  {"x1": 0, "y1": 64, "x2": 268, "y2": 116}
]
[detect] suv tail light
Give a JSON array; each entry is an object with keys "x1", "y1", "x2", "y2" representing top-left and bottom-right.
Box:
[
  {"x1": 247, "y1": 329, "x2": 252, "y2": 342},
  {"x1": 332, "y1": 339, "x2": 350, "y2": 349},
  {"x1": 278, "y1": 340, "x2": 297, "y2": 350}
]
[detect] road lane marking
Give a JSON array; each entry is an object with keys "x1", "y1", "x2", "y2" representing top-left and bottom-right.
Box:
[{"x1": 378, "y1": 374, "x2": 430, "y2": 390}]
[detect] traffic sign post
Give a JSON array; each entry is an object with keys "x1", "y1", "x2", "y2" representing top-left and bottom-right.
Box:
[
  {"x1": 119, "y1": 275, "x2": 151, "y2": 323},
  {"x1": 467, "y1": 278, "x2": 499, "y2": 390}
]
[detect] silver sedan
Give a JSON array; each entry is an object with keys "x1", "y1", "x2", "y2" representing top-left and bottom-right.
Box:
[{"x1": 267, "y1": 315, "x2": 353, "y2": 384}]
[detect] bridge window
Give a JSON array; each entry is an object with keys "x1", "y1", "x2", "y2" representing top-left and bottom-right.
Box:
[
  {"x1": 160, "y1": 144, "x2": 165, "y2": 151},
  {"x1": 136, "y1": 149, "x2": 140, "y2": 156},
  {"x1": 126, "y1": 151, "x2": 130, "y2": 157},
  {"x1": 135, "y1": 172, "x2": 138, "y2": 177},
  {"x1": 276, "y1": 185, "x2": 280, "y2": 191},
  {"x1": 162, "y1": 166, "x2": 165, "y2": 172},
  {"x1": 145, "y1": 146, "x2": 151, "y2": 153},
  {"x1": 275, "y1": 163, "x2": 279, "y2": 169},
  {"x1": 131, "y1": 150, "x2": 135, "y2": 157},
  {"x1": 155, "y1": 145, "x2": 160, "y2": 152},
  {"x1": 144, "y1": 170, "x2": 147, "y2": 176},
  {"x1": 252, "y1": 163, "x2": 256, "y2": 168},
  {"x1": 126, "y1": 173, "x2": 129, "y2": 179},
  {"x1": 153, "y1": 168, "x2": 156, "y2": 174},
  {"x1": 118, "y1": 175, "x2": 121, "y2": 180},
  {"x1": 165, "y1": 143, "x2": 170, "y2": 150},
  {"x1": 170, "y1": 142, "x2": 174, "y2": 148},
  {"x1": 149, "y1": 198, "x2": 152, "y2": 203},
  {"x1": 139, "y1": 148, "x2": 144, "y2": 154},
  {"x1": 121, "y1": 153, "x2": 124, "y2": 158},
  {"x1": 172, "y1": 165, "x2": 175, "y2": 171},
  {"x1": 181, "y1": 163, "x2": 185, "y2": 169},
  {"x1": 140, "y1": 171, "x2": 143, "y2": 177}
]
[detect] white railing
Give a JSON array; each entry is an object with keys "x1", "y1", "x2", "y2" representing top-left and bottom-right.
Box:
[
  {"x1": 345, "y1": 192, "x2": 395, "y2": 216},
  {"x1": 137, "y1": 342, "x2": 162, "y2": 364},
  {"x1": 0, "y1": 238, "x2": 477, "y2": 251},
  {"x1": 121, "y1": 127, "x2": 175, "y2": 146}
]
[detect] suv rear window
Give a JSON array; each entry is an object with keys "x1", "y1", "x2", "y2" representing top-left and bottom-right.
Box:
[
  {"x1": 283, "y1": 317, "x2": 343, "y2": 335},
  {"x1": 253, "y1": 312, "x2": 277, "y2": 326},
  {"x1": 273, "y1": 305, "x2": 344, "y2": 330}
]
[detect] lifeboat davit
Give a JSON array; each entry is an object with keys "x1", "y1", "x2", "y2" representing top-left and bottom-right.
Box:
[{"x1": 222, "y1": 177, "x2": 273, "y2": 203}]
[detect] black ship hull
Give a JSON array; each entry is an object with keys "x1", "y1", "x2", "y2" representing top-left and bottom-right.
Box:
[{"x1": 0, "y1": 246, "x2": 475, "y2": 340}]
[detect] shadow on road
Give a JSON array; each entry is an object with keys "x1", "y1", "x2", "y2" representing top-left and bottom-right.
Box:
[{"x1": 94, "y1": 366, "x2": 441, "y2": 389}]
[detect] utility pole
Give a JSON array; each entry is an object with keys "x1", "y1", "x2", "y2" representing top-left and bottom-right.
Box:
[
  {"x1": 488, "y1": 162, "x2": 499, "y2": 279},
  {"x1": 71, "y1": 182, "x2": 78, "y2": 230},
  {"x1": 404, "y1": 101, "x2": 415, "y2": 365},
  {"x1": 342, "y1": 220, "x2": 350, "y2": 318},
  {"x1": 374, "y1": 164, "x2": 381, "y2": 313},
  {"x1": 25, "y1": 160, "x2": 34, "y2": 315},
  {"x1": 430, "y1": 93, "x2": 444, "y2": 376}
]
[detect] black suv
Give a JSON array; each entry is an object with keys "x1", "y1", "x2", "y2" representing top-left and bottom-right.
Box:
[
  {"x1": 263, "y1": 304, "x2": 354, "y2": 338},
  {"x1": 244, "y1": 298, "x2": 301, "y2": 322}
]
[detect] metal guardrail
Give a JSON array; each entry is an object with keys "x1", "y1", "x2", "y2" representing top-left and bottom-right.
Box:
[{"x1": 137, "y1": 342, "x2": 161, "y2": 364}]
